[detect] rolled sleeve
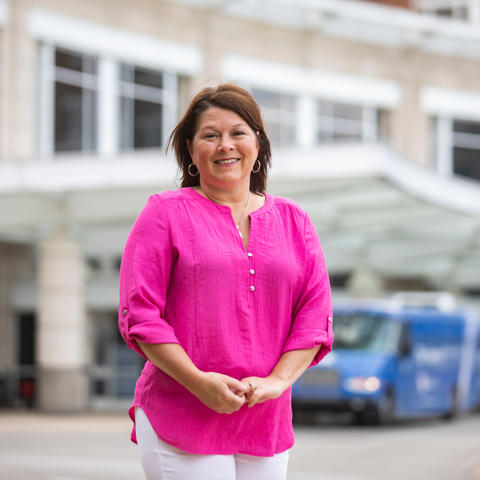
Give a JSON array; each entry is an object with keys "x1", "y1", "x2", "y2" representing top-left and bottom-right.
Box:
[
  {"x1": 118, "y1": 195, "x2": 180, "y2": 360},
  {"x1": 281, "y1": 212, "x2": 334, "y2": 367}
]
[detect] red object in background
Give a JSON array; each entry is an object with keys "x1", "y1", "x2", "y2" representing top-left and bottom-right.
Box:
[
  {"x1": 362, "y1": 0, "x2": 413, "y2": 9},
  {"x1": 19, "y1": 378, "x2": 35, "y2": 400}
]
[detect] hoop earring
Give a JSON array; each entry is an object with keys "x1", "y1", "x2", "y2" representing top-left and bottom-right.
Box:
[
  {"x1": 188, "y1": 163, "x2": 199, "y2": 177},
  {"x1": 252, "y1": 159, "x2": 261, "y2": 174}
]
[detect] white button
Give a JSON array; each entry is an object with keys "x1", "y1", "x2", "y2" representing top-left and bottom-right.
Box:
[
  {"x1": 250, "y1": 285, "x2": 255, "y2": 292},
  {"x1": 122, "y1": 309, "x2": 127, "y2": 316},
  {"x1": 328, "y1": 316, "x2": 333, "y2": 322},
  {"x1": 249, "y1": 269, "x2": 255, "y2": 275},
  {"x1": 247, "y1": 252, "x2": 253, "y2": 257}
]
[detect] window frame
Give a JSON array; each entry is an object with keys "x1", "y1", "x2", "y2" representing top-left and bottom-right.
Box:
[
  {"x1": 434, "y1": 115, "x2": 480, "y2": 183},
  {"x1": 38, "y1": 42, "x2": 179, "y2": 157}
]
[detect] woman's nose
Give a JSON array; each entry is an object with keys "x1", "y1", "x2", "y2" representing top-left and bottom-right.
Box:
[{"x1": 217, "y1": 136, "x2": 234, "y2": 151}]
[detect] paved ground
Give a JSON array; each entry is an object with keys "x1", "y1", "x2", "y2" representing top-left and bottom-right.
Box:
[{"x1": 0, "y1": 410, "x2": 479, "y2": 479}]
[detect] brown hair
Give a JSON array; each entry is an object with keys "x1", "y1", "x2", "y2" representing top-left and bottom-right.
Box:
[{"x1": 167, "y1": 84, "x2": 271, "y2": 194}]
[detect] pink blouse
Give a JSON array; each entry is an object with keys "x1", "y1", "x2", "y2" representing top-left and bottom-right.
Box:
[{"x1": 118, "y1": 187, "x2": 333, "y2": 456}]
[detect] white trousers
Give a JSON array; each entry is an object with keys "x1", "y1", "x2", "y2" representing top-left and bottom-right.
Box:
[{"x1": 135, "y1": 407, "x2": 289, "y2": 480}]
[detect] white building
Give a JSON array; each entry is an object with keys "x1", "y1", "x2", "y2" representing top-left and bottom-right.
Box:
[{"x1": 0, "y1": 0, "x2": 479, "y2": 411}]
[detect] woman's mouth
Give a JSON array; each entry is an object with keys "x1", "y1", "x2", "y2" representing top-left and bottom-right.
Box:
[{"x1": 214, "y1": 158, "x2": 239, "y2": 165}]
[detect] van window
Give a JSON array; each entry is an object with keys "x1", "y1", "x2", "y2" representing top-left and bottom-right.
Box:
[{"x1": 333, "y1": 313, "x2": 399, "y2": 353}]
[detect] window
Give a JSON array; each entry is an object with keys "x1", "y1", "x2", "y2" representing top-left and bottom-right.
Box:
[
  {"x1": 54, "y1": 48, "x2": 98, "y2": 152},
  {"x1": 251, "y1": 89, "x2": 297, "y2": 146},
  {"x1": 40, "y1": 45, "x2": 180, "y2": 157},
  {"x1": 332, "y1": 313, "x2": 400, "y2": 353},
  {"x1": 415, "y1": 0, "x2": 471, "y2": 21},
  {"x1": 452, "y1": 119, "x2": 480, "y2": 182},
  {"x1": 317, "y1": 100, "x2": 378, "y2": 143},
  {"x1": 90, "y1": 312, "x2": 144, "y2": 398},
  {"x1": 120, "y1": 64, "x2": 169, "y2": 150}
]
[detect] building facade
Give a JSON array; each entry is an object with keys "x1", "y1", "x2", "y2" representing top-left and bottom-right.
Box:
[{"x1": 0, "y1": 0, "x2": 479, "y2": 411}]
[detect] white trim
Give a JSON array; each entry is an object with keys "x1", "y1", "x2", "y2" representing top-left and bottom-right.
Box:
[
  {"x1": 422, "y1": 86, "x2": 480, "y2": 122},
  {"x1": 385, "y1": 146, "x2": 480, "y2": 215},
  {"x1": 38, "y1": 43, "x2": 54, "y2": 157},
  {"x1": 1, "y1": 143, "x2": 480, "y2": 216},
  {"x1": 223, "y1": 55, "x2": 400, "y2": 108},
  {"x1": 362, "y1": 107, "x2": 378, "y2": 142},
  {"x1": 297, "y1": 96, "x2": 316, "y2": 148},
  {"x1": 471, "y1": 0, "x2": 480, "y2": 24},
  {"x1": 170, "y1": 0, "x2": 480, "y2": 59},
  {"x1": 28, "y1": 8, "x2": 202, "y2": 76},
  {"x1": 98, "y1": 58, "x2": 119, "y2": 156},
  {"x1": 0, "y1": 0, "x2": 8, "y2": 27},
  {"x1": 162, "y1": 73, "x2": 178, "y2": 148},
  {"x1": 436, "y1": 117, "x2": 453, "y2": 178}
]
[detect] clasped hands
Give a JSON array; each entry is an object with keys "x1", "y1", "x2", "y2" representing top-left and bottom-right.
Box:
[{"x1": 192, "y1": 371, "x2": 287, "y2": 415}]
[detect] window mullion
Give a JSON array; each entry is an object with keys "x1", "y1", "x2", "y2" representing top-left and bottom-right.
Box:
[
  {"x1": 297, "y1": 95, "x2": 315, "y2": 148},
  {"x1": 98, "y1": 57, "x2": 118, "y2": 155},
  {"x1": 162, "y1": 73, "x2": 177, "y2": 148},
  {"x1": 362, "y1": 106, "x2": 378, "y2": 142},
  {"x1": 39, "y1": 43, "x2": 55, "y2": 157},
  {"x1": 436, "y1": 116, "x2": 453, "y2": 177}
]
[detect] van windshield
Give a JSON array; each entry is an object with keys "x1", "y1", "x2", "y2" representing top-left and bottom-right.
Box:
[{"x1": 333, "y1": 313, "x2": 399, "y2": 353}]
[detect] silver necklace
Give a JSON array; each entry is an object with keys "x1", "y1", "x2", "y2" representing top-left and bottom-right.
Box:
[{"x1": 199, "y1": 188, "x2": 251, "y2": 239}]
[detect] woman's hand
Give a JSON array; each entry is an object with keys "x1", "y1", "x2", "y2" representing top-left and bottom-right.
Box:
[
  {"x1": 240, "y1": 375, "x2": 288, "y2": 407},
  {"x1": 190, "y1": 371, "x2": 248, "y2": 414}
]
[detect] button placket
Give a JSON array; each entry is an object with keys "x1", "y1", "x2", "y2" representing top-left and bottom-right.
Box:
[{"x1": 247, "y1": 251, "x2": 255, "y2": 293}]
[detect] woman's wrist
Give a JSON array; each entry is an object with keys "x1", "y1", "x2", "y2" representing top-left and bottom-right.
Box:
[
  {"x1": 266, "y1": 374, "x2": 290, "y2": 395},
  {"x1": 182, "y1": 368, "x2": 207, "y2": 396}
]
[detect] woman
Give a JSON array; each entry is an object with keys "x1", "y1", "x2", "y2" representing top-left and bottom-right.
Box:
[{"x1": 118, "y1": 84, "x2": 333, "y2": 480}]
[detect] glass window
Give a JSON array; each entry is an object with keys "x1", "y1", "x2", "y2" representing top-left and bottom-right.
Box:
[
  {"x1": 120, "y1": 64, "x2": 166, "y2": 150},
  {"x1": 317, "y1": 100, "x2": 377, "y2": 143},
  {"x1": 54, "y1": 48, "x2": 98, "y2": 153},
  {"x1": 251, "y1": 89, "x2": 297, "y2": 146},
  {"x1": 90, "y1": 312, "x2": 144, "y2": 399},
  {"x1": 417, "y1": 0, "x2": 470, "y2": 21},
  {"x1": 333, "y1": 313, "x2": 400, "y2": 353},
  {"x1": 452, "y1": 119, "x2": 480, "y2": 182}
]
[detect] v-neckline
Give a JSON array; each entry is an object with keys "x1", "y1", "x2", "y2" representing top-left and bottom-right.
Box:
[
  {"x1": 186, "y1": 187, "x2": 270, "y2": 217},
  {"x1": 186, "y1": 187, "x2": 271, "y2": 253}
]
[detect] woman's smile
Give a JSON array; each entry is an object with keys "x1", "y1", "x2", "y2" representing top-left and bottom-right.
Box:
[{"x1": 214, "y1": 157, "x2": 240, "y2": 166}]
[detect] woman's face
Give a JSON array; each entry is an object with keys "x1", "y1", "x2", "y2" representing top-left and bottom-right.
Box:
[{"x1": 187, "y1": 107, "x2": 259, "y2": 192}]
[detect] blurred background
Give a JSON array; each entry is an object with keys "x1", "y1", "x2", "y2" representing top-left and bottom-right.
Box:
[{"x1": 0, "y1": 0, "x2": 480, "y2": 460}]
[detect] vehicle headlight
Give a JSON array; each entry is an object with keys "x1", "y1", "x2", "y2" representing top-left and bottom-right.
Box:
[{"x1": 343, "y1": 376, "x2": 382, "y2": 393}]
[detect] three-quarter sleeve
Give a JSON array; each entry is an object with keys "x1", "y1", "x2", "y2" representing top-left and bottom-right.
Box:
[
  {"x1": 118, "y1": 195, "x2": 180, "y2": 359},
  {"x1": 281, "y1": 211, "x2": 334, "y2": 367}
]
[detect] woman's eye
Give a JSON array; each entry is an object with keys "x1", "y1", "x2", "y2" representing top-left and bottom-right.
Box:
[
  {"x1": 233, "y1": 131, "x2": 245, "y2": 136},
  {"x1": 204, "y1": 133, "x2": 217, "y2": 139}
]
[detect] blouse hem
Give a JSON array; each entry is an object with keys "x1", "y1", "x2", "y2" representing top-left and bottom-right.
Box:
[{"x1": 128, "y1": 403, "x2": 294, "y2": 457}]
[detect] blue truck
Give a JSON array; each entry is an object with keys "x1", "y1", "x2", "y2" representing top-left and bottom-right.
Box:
[{"x1": 292, "y1": 293, "x2": 480, "y2": 424}]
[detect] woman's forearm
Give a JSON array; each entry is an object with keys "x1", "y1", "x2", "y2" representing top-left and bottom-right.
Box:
[
  {"x1": 269, "y1": 346, "x2": 321, "y2": 390},
  {"x1": 136, "y1": 341, "x2": 202, "y2": 393}
]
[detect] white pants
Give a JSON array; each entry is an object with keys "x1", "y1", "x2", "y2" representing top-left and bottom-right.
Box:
[{"x1": 135, "y1": 407, "x2": 289, "y2": 480}]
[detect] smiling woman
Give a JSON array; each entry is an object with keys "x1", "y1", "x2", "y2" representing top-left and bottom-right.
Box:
[
  {"x1": 118, "y1": 84, "x2": 334, "y2": 480},
  {"x1": 168, "y1": 84, "x2": 271, "y2": 194}
]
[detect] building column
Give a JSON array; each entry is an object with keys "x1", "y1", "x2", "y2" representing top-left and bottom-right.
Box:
[{"x1": 36, "y1": 227, "x2": 88, "y2": 412}]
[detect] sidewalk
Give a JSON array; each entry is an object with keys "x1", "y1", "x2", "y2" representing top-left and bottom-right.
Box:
[
  {"x1": 1, "y1": 410, "x2": 479, "y2": 480},
  {"x1": 0, "y1": 411, "x2": 144, "y2": 480}
]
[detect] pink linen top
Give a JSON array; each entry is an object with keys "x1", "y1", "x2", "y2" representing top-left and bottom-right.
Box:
[{"x1": 118, "y1": 186, "x2": 333, "y2": 457}]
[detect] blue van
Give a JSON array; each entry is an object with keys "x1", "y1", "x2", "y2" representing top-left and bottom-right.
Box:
[{"x1": 292, "y1": 293, "x2": 480, "y2": 424}]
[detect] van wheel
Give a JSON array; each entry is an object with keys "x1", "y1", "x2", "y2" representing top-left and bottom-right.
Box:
[
  {"x1": 443, "y1": 386, "x2": 460, "y2": 421},
  {"x1": 372, "y1": 390, "x2": 395, "y2": 425}
]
